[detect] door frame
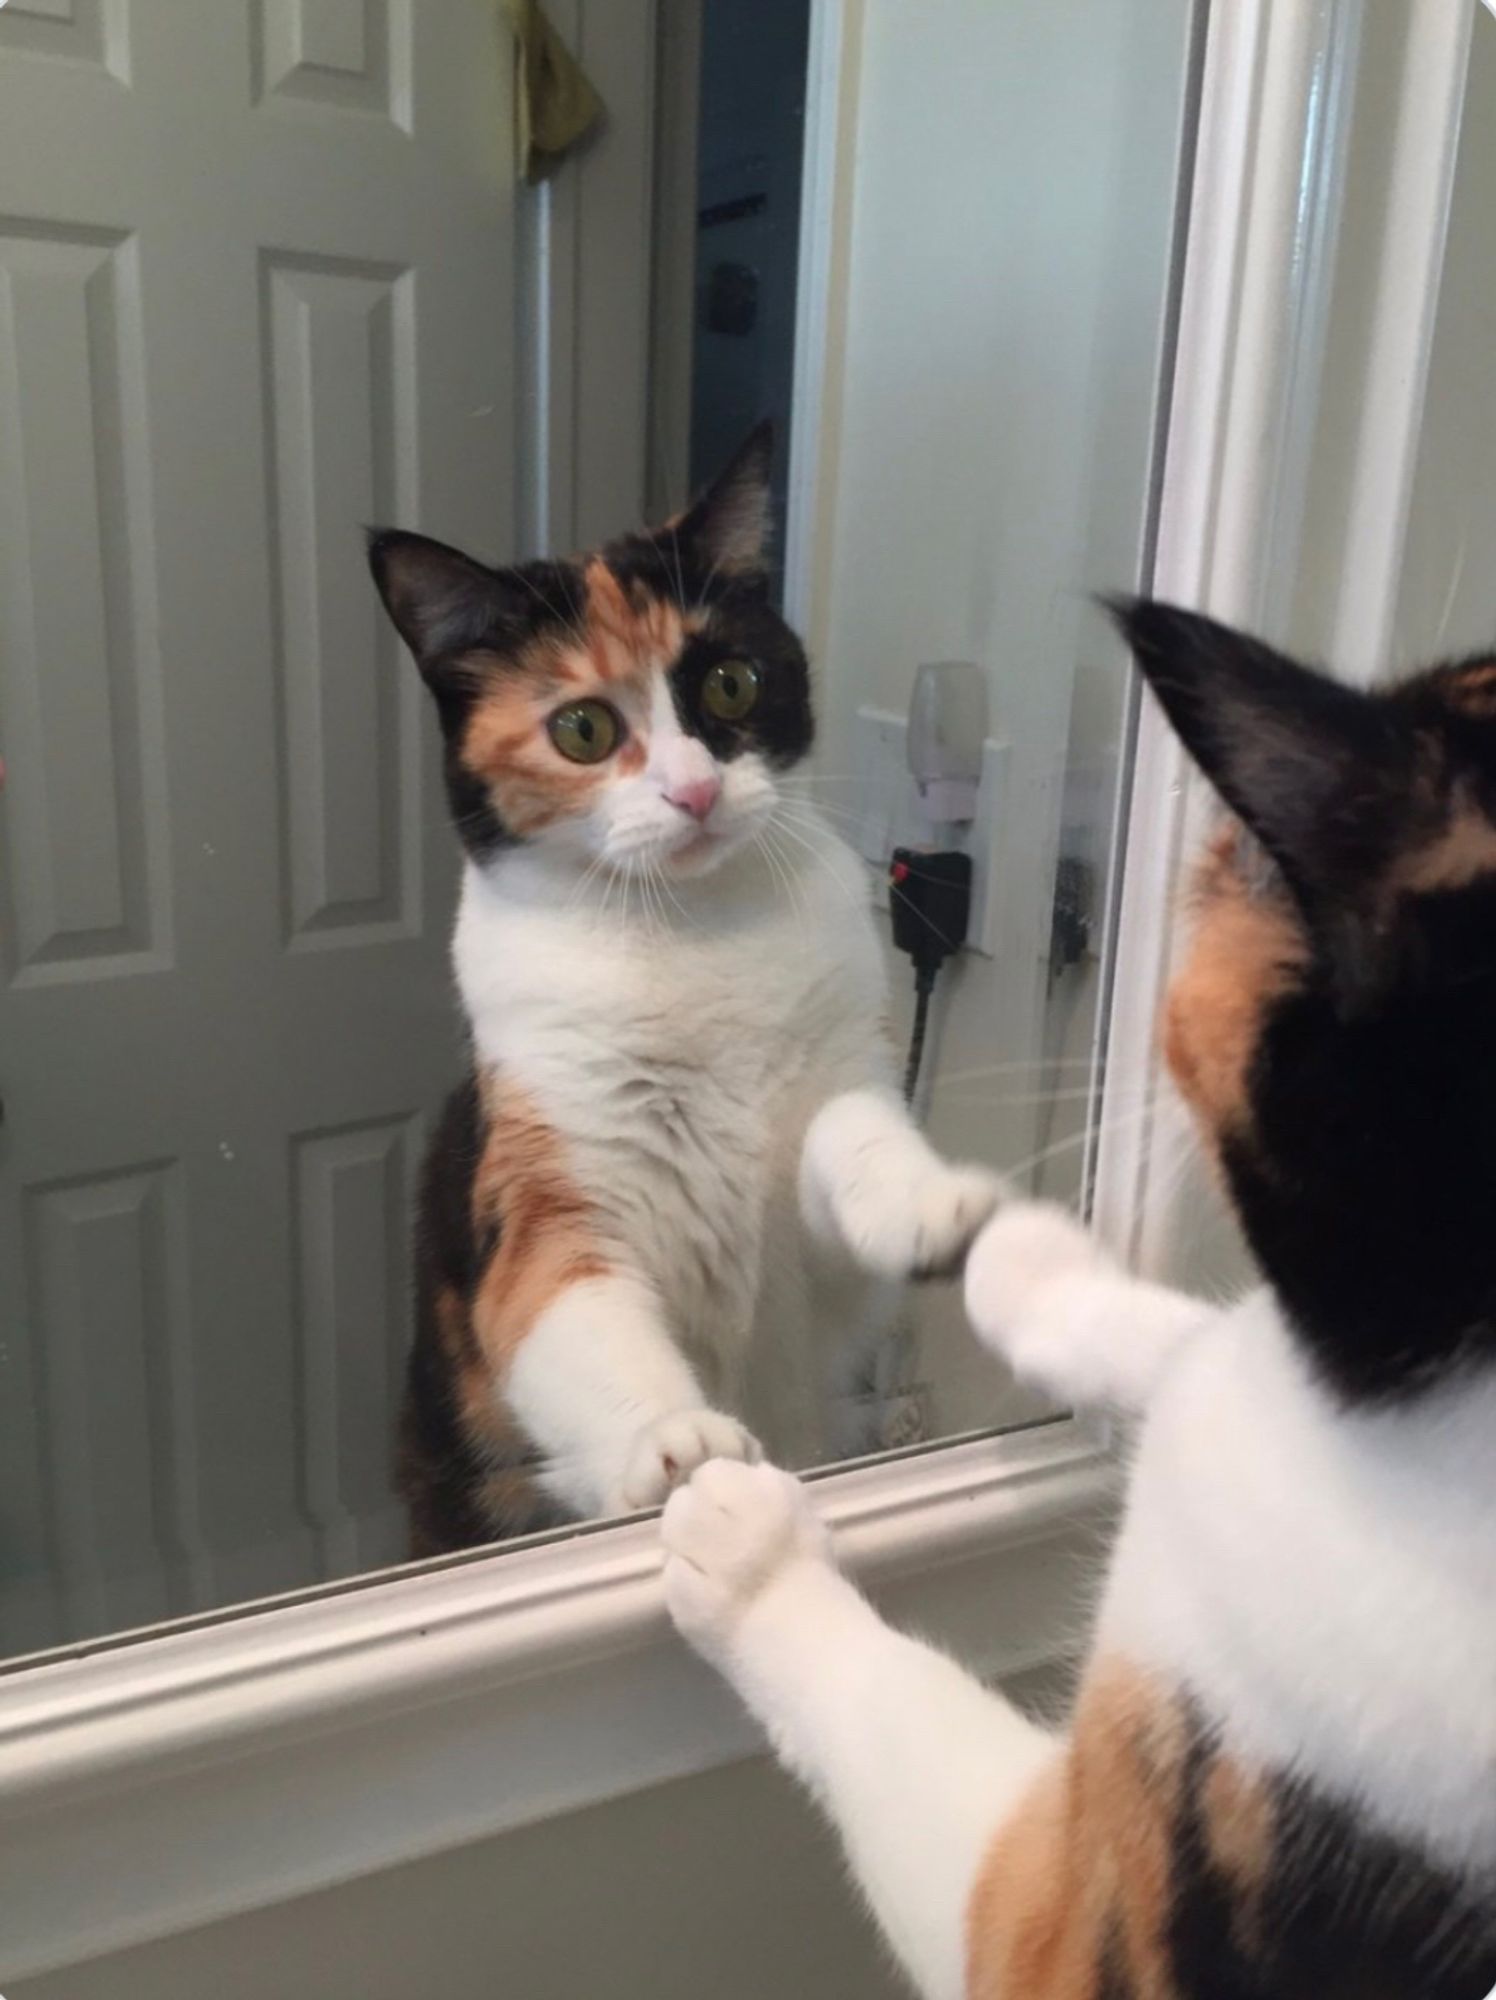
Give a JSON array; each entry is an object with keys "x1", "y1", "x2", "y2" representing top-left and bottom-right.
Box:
[{"x1": 0, "y1": 0, "x2": 1476, "y2": 1980}]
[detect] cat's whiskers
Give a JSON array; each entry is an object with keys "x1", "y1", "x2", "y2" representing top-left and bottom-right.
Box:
[
  {"x1": 750, "y1": 819, "x2": 798, "y2": 920},
  {"x1": 509, "y1": 563, "x2": 590, "y2": 654},
  {"x1": 777, "y1": 797, "x2": 867, "y2": 833},
  {"x1": 750, "y1": 828, "x2": 798, "y2": 932},
  {"x1": 994, "y1": 1091, "x2": 1165, "y2": 1193},
  {"x1": 931, "y1": 1056, "x2": 1100, "y2": 1087},
  {"x1": 643, "y1": 862, "x2": 674, "y2": 941},
  {"x1": 565, "y1": 848, "x2": 611, "y2": 917},
  {"x1": 763, "y1": 810, "x2": 863, "y2": 906},
  {"x1": 757, "y1": 823, "x2": 813, "y2": 935},
  {"x1": 642, "y1": 521, "x2": 689, "y2": 617},
  {"x1": 1433, "y1": 523, "x2": 1469, "y2": 656},
  {"x1": 648, "y1": 854, "x2": 695, "y2": 931},
  {"x1": 942, "y1": 1080, "x2": 1134, "y2": 1113}
]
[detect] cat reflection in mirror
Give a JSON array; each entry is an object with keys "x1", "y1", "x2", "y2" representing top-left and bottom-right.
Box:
[
  {"x1": 663, "y1": 604, "x2": 1496, "y2": 1999},
  {"x1": 368, "y1": 425, "x2": 1000, "y2": 1555}
]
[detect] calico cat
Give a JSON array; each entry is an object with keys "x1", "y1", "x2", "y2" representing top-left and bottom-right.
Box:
[
  {"x1": 663, "y1": 602, "x2": 1496, "y2": 2000},
  {"x1": 368, "y1": 426, "x2": 1001, "y2": 1556}
]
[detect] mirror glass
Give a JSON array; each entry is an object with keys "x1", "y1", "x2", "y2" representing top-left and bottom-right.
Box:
[{"x1": 0, "y1": 0, "x2": 1195, "y2": 1659}]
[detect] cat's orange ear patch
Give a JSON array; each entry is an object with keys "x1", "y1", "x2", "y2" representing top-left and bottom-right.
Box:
[{"x1": 1162, "y1": 827, "x2": 1307, "y2": 1151}]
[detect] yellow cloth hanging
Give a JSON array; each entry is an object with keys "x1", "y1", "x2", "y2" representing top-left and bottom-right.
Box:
[{"x1": 505, "y1": 0, "x2": 604, "y2": 184}]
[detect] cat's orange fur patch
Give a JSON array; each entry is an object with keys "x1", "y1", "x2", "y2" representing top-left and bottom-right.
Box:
[
  {"x1": 1201, "y1": 1753, "x2": 1275, "y2": 1957},
  {"x1": 1439, "y1": 657, "x2": 1496, "y2": 716},
  {"x1": 582, "y1": 558, "x2": 688, "y2": 682},
  {"x1": 452, "y1": 559, "x2": 697, "y2": 833},
  {"x1": 468, "y1": 1073, "x2": 610, "y2": 1372},
  {"x1": 1163, "y1": 826, "x2": 1307, "y2": 1148},
  {"x1": 967, "y1": 1662, "x2": 1272, "y2": 2000},
  {"x1": 1391, "y1": 793, "x2": 1496, "y2": 894}
]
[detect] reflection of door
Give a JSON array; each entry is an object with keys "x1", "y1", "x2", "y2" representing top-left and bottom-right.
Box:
[
  {"x1": 688, "y1": 0, "x2": 810, "y2": 562},
  {"x1": 0, "y1": 1, "x2": 514, "y2": 1653}
]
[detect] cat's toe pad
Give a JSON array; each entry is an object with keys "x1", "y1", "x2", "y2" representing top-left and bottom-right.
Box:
[
  {"x1": 620, "y1": 1409, "x2": 761, "y2": 1513},
  {"x1": 836, "y1": 1161, "x2": 1005, "y2": 1280},
  {"x1": 662, "y1": 1461, "x2": 829, "y2": 1655}
]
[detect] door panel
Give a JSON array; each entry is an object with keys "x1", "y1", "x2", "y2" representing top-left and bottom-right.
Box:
[{"x1": 0, "y1": 0, "x2": 515, "y2": 1653}]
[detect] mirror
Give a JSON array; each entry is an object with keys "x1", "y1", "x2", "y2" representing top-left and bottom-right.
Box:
[{"x1": 0, "y1": 0, "x2": 1196, "y2": 1658}]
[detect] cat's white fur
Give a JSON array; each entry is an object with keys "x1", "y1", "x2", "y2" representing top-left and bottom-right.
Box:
[
  {"x1": 663, "y1": 1201, "x2": 1496, "y2": 2000},
  {"x1": 455, "y1": 794, "x2": 1001, "y2": 1519}
]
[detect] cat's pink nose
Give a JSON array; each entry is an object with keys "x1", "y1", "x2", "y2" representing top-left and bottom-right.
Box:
[{"x1": 665, "y1": 776, "x2": 721, "y2": 823}]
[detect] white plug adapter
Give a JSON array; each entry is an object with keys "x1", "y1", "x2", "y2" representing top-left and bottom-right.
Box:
[{"x1": 907, "y1": 661, "x2": 988, "y2": 825}]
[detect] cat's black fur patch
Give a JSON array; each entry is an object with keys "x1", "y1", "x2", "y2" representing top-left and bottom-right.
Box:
[
  {"x1": 1226, "y1": 927, "x2": 1496, "y2": 1404},
  {"x1": 668, "y1": 616, "x2": 814, "y2": 769},
  {"x1": 369, "y1": 535, "x2": 590, "y2": 862},
  {"x1": 1160, "y1": 1707, "x2": 1496, "y2": 2000}
]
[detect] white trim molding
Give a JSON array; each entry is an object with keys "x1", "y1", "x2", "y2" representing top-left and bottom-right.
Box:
[
  {"x1": 0, "y1": 1421, "x2": 1114, "y2": 1982},
  {"x1": 1092, "y1": 0, "x2": 1472, "y2": 1275},
  {"x1": 781, "y1": 0, "x2": 853, "y2": 637},
  {"x1": 1328, "y1": 0, "x2": 1472, "y2": 683}
]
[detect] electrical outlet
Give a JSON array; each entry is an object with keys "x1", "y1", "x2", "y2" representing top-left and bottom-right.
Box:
[{"x1": 850, "y1": 706, "x2": 1009, "y2": 957}]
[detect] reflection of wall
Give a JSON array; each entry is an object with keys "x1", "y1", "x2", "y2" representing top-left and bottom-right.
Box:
[{"x1": 806, "y1": 0, "x2": 1192, "y2": 1432}]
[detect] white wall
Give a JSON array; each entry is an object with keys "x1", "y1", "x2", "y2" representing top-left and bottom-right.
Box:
[
  {"x1": 805, "y1": 0, "x2": 1193, "y2": 1428},
  {"x1": 15, "y1": 1659, "x2": 1068, "y2": 2000},
  {"x1": 13, "y1": 1758, "x2": 902, "y2": 2000}
]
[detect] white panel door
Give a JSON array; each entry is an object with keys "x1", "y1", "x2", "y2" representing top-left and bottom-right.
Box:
[{"x1": 0, "y1": 0, "x2": 515, "y2": 1653}]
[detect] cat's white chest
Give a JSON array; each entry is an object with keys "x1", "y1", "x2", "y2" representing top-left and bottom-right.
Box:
[
  {"x1": 452, "y1": 833, "x2": 888, "y2": 1377},
  {"x1": 1103, "y1": 1299, "x2": 1496, "y2": 1871}
]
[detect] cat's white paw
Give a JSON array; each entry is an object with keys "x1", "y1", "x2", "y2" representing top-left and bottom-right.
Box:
[
  {"x1": 618, "y1": 1408, "x2": 762, "y2": 1513},
  {"x1": 964, "y1": 1200, "x2": 1102, "y2": 1324},
  {"x1": 963, "y1": 1200, "x2": 1107, "y2": 1360},
  {"x1": 832, "y1": 1160, "x2": 1005, "y2": 1281},
  {"x1": 662, "y1": 1459, "x2": 831, "y2": 1660}
]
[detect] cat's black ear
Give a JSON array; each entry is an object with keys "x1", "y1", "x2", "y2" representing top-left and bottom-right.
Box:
[
  {"x1": 675, "y1": 421, "x2": 774, "y2": 580},
  {"x1": 367, "y1": 529, "x2": 527, "y2": 675},
  {"x1": 1108, "y1": 599, "x2": 1415, "y2": 948}
]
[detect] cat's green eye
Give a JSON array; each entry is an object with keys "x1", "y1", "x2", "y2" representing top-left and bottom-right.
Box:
[
  {"x1": 548, "y1": 699, "x2": 621, "y2": 765},
  {"x1": 701, "y1": 659, "x2": 762, "y2": 723}
]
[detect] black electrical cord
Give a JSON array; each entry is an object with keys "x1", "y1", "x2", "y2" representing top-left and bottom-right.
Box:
[
  {"x1": 888, "y1": 847, "x2": 973, "y2": 1110},
  {"x1": 903, "y1": 963, "x2": 937, "y2": 1104}
]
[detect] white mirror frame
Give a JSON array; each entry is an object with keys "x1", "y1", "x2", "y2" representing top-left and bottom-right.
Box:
[{"x1": 0, "y1": 0, "x2": 1473, "y2": 1979}]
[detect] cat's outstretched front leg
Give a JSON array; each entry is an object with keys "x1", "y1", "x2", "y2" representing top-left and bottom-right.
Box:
[
  {"x1": 801, "y1": 1088, "x2": 1004, "y2": 1280},
  {"x1": 964, "y1": 1201, "x2": 1224, "y2": 1414},
  {"x1": 663, "y1": 1461, "x2": 1052, "y2": 2000},
  {"x1": 501, "y1": 1270, "x2": 759, "y2": 1517}
]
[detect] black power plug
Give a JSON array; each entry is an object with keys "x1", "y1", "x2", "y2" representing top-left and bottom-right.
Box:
[{"x1": 887, "y1": 847, "x2": 973, "y2": 1102}]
